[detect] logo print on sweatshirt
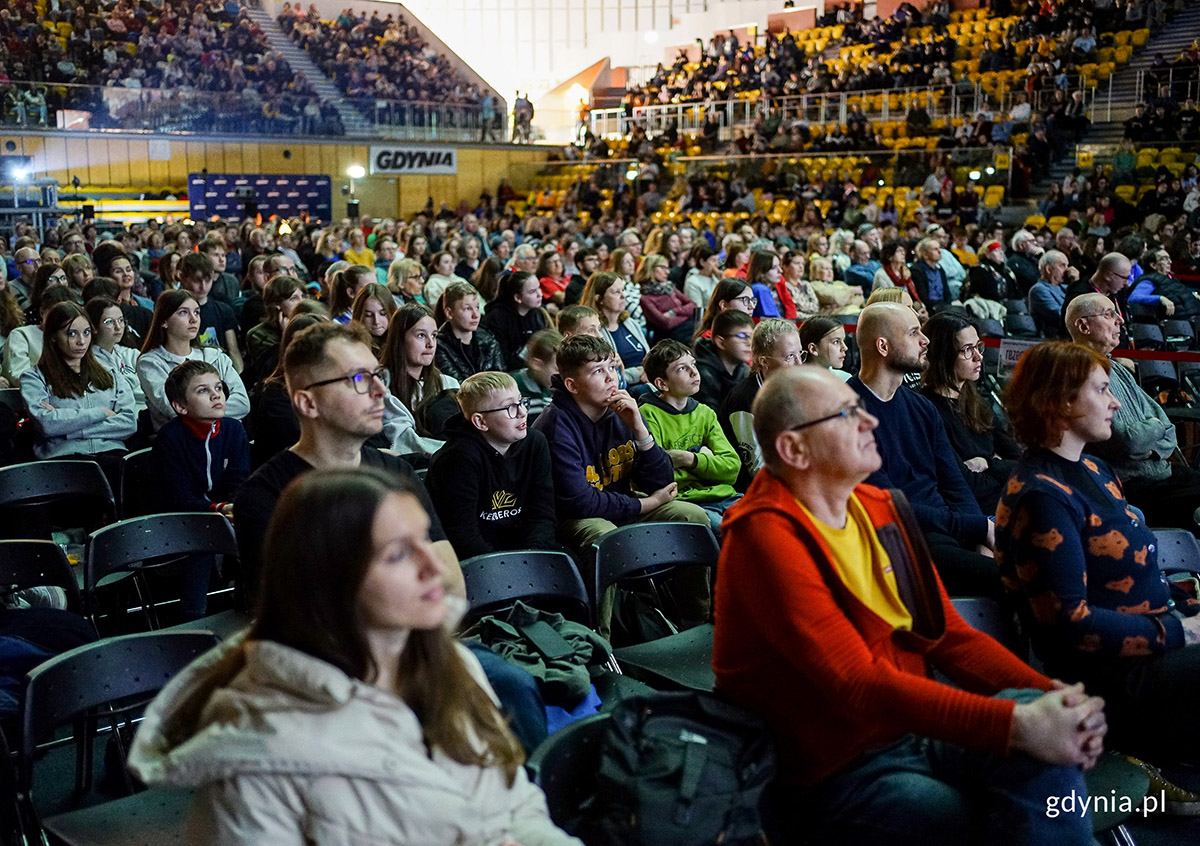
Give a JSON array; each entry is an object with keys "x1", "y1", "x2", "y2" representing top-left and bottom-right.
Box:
[
  {"x1": 481, "y1": 490, "x2": 522, "y2": 522},
  {"x1": 491, "y1": 490, "x2": 517, "y2": 510}
]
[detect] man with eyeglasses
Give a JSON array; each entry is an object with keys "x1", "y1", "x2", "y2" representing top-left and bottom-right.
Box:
[
  {"x1": 1067, "y1": 292, "x2": 1200, "y2": 531},
  {"x1": 1061, "y1": 252, "x2": 1132, "y2": 346},
  {"x1": 427, "y1": 371, "x2": 558, "y2": 559},
  {"x1": 235, "y1": 322, "x2": 555, "y2": 754},
  {"x1": 721, "y1": 318, "x2": 803, "y2": 491},
  {"x1": 235, "y1": 322, "x2": 459, "y2": 598},
  {"x1": 850, "y1": 303, "x2": 1001, "y2": 599},
  {"x1": 714, "y1": 366, "x2": 1102, "y2": 846},
  {"x1": 1127, "y1": 247, "x2": 1199, "y2": 320},
  {"x1": 11, "y1": 246, "x2": 40, "y2": 310}
]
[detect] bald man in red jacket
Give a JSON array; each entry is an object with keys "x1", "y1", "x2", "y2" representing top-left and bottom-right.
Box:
[{"x1": 714, "y1": 366, "x2": 1106, "y2": 846}]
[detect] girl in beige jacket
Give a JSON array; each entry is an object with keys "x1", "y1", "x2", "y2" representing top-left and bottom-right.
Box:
[{"x1": 129, "y1": 467, "x2": 580, "y2": 846}]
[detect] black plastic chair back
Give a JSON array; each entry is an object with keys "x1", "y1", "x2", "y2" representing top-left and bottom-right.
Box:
[
  {"x1": 951, "y1": 596, "x2": 1026, "y2": 660},
  {"x1": 0, "y1": 460, "x2": 116, "y2": 538},
  {"x1": 85, "y1": 513, "x2": 239, "y2": 621},
  {"x1": 1163, "y1": 319, "x2": 1196, "y2": 350},
  {"x1": 1003, "y1": 298, "x2": 1028, "y2": 315},
  {"x1": 592, "y1": 522, "x2": 719, "y2": 605},
  {"x1": 1129, "y1": 323, "x2": 1165, "y2": 350},
  {"x1": 118, "y1": 448, "x2": 158, "y2": 519},
  {"x1": 461, "y1": 550, "x2": 590, "y2": 627},
  {"x1": 1136, "y1": 358, "x2": 1178, "y2": 395},
  {"x1": 0, "y1": 388, "x2": 23, "y2": 415},
  {"x1": 0, "y1": 539, "x2": 86, "y2": 615},
  {"x1": 20, "y1": 631, "x2": 218, "y2": 814},
  {"x1": 527, "y1": 713, "x2": 610, "y2": 831},
  {"x1": 1003, "y1": 313, "x2": 1039, "y2": 339},
  {"x1": 1152, "y1": 528, "x2": 1200, "y2": 573},
  {"x1": 977, "y1": 317, "x2": 1005, "y2": 338}
]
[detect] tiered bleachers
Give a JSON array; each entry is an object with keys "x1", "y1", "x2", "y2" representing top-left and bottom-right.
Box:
[
  {"x1": 282, "y1": 5, "x2": 486, "y2": 130},
  {"x1": 0, "y1": 0, "x2": 336, "y2": 134}
]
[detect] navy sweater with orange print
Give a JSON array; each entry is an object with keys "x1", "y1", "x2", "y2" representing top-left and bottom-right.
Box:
[{"x1": 995, "y1": 448, "x2": 1184, "y2": 677}]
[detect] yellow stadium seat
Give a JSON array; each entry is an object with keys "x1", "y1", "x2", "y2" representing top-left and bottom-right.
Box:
[
  {"x1": 1132, "y1": 29, "x2": 1149, "y2": 47},
  {"x1": 1046, "y1": 215, "x2": 1068, "y2": 233},
  {"x1": 1114, "y1": 186, "x2": 1136, "y2": 202}
]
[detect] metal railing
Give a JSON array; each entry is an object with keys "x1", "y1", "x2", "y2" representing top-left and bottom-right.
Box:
[
  {"x1": 347, "y1": 98, "x2": 486, "y2": 142},
  {"x1": 589, "y1": 79, "x2": 1106, "y2": 140},
  {"x1": 1136, "y1": 68, "x2": 1200, "y2": 108},
  {"x1": 0, "y1": 80, "x2": 492, "y2": 142}
]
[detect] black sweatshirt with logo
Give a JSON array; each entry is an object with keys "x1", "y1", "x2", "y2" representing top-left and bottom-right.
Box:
[{"x1": 427, "y1": 413, "x2": 558, "y2": 558}]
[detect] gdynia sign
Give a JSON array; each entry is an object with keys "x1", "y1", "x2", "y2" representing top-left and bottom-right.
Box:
[{"x1": 370, "y1": 146, "x2": 458, "y2": 175}]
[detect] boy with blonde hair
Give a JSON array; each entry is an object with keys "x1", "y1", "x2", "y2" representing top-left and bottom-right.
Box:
[{"x1": 427, "y1": 371, "x2": 558, "y2": 558}]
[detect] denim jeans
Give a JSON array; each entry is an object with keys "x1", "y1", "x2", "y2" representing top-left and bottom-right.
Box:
[
  {"x1": 777, "y1": 689, "x2": 1095, "y2": 846},
  {"x1": 464, "y1": 641, "x2": 548, "y2": 754},
  {"x1": 694, "y1": 494, "x2": 742, "y2": 536}
]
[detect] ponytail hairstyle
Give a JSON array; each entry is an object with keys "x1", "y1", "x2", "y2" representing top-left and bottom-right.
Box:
[{"x1": 329, "y1": 264, "x2": 374, "y2": 316}]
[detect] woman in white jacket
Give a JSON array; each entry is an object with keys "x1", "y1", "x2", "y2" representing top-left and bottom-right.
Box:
[
  {"x1": 137, "y1": 289, "x2": 249, "y2": 431},
  {"x1": 129, "y1": 467, "x2": 579, "y2": 846},
  {"x1": 86, "y1": 296, "x2": 146, "y2": 410},
  {"x1": 21, "y1": 302, "x2": 137, "y2": 480},
  {"x1": 379, "y1": 303, "x2": 459, "y2": 458}
]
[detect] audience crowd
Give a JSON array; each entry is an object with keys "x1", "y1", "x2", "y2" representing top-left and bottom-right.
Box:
[{"x1": 0, "y1": 0, "x2": 337, "y2": 134}]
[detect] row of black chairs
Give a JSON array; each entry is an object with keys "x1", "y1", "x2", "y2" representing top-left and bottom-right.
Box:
[{"x1": 8, "y1": 525, "x2": 1199, "y2": 844}]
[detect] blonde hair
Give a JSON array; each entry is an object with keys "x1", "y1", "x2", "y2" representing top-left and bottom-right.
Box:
[{"x1": 457, "y1": 371, "x2": 518, "y2": 416}]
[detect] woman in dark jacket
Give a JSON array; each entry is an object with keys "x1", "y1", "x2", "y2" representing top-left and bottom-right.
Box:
[
  {"x1": 479, "y1": 271, "x2": 549, "y2": 371},
  {"x1": 918, "y1": 312, "x2": 1020, "y2": 513}
]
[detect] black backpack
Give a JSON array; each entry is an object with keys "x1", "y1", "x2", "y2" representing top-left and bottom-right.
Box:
[{"x1": 578, "y1": 691, "x2": 775, "y2": 846}]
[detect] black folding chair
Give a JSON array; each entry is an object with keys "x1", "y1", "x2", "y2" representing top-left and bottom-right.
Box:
[
  {"x1": 950, "y1": 596, "x2": 1026, "y2": 660},
  {"x1": 527, "y1": 713, "x2": 610, "y2": 833},
  {"x1": 0, "y1": 540, "x2": 87, "y2": 618},
  {"x1": 0, "y1": 388, "x2": 23, "y2": 415},
  {"x1": 1003, "y1": 298, "x2": 1028, "y2": 315},
  {"x1": 1003, "y1": 313, "x2": 1040, "y2": 339},
  {"x1": 977, "y1": 317, "x2": 1005, "y2": 338},
  {"x1": 117, "y1": 448, "x2": 158, "y2": 520},
  {"x1": 461, "y1": 550, "x2": 590, "y2": 627},
  {"x1": 1151, "y1": 528, "x2": 1200, "y2": 573},
  {"x1": 1129, "y1": 323, "x2": 1165, "y2": 350},
  {"x1": 85, "y1": 513, "x2": 238, "y2": 631},
  {"x1": 593, "y1": 523, "x2": 719, "y2": 691},
  {"x1": 1136, "y1": 358, "x2": 1178, "y2": 396},
  {"x1": 0, "y1": 460, "x2": 116, "y2": 540},
  {"x1": 20, "y1": 631, "x2": 217, "y2": 845},
  {"x1": 1163, "y1": 318, "x2": 1196, "y2": 351}
]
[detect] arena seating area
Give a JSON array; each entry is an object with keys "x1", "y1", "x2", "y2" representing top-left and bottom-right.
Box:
[{"x1": 280, "y1": 3, "x2": 488, "y2": 130}]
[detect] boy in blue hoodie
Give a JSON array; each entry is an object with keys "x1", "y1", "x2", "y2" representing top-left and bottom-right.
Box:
[
  {"x1": 532, "y1": 334, "x2": 710, "y2": 552},
  {"x1": 153, "y1": 360, "x2": 250, "y2": 519}
]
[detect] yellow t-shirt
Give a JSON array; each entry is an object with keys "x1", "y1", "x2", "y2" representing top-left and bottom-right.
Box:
[
  {"x1": 343, "y1": 247, "x2": 376, "y2": 269},
  {"x1": 798, "y1": 495, "x2": 913, "y2": 631}
]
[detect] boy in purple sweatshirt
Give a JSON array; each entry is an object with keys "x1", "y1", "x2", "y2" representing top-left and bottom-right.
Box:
[{"x1": 532, "y1": 335, "x2": 710, "y2": 629}]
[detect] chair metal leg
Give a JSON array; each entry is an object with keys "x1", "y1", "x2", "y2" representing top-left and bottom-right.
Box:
[{"x1": 1103, "y1": 823, "x2": 1137, "y2": 846}]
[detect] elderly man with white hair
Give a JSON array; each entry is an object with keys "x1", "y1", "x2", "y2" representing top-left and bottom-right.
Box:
[
  {"x1": 1007, "y1": 229, "x2": 1043, "y2": 295},
  {"x1": 1066, "y1": 292, "x2": 1200, "y2": 531},
  {"x1": 1027, "y1": 249, "x2": 1070, "y2": 338}
]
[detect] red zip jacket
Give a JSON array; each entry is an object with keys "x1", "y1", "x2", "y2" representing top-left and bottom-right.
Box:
[{"x1": 713, "y1": 471, "x2": 1051, "y2": 787}]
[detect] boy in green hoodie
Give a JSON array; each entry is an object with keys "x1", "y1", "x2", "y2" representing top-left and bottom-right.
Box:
[{"x1": 639, "y1": 339, "x2": 742, "y2": 534}]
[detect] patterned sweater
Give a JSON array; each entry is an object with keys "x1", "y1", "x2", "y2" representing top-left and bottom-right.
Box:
[{"x1": 995, "y1": 448, "x2": 1184, "y2": 677}]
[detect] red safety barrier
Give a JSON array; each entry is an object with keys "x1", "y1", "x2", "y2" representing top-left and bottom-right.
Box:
[{"x1": 838, "y1": 321, "x2": 1200, "y2": 363}]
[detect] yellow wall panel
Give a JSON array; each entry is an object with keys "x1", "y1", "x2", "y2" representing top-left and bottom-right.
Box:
[
  {"x1": 105, "y1": 139, "x2": 131, "y2": 185},
  {"x1": 125, "y1": 139, "x2": 152, "y2": 188},
  {"x1": 0, "y1": 133, "x2": 548, "y2": 219}
]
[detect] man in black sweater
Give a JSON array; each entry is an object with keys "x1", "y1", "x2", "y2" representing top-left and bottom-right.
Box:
[
  {"x1": 428, "y1": 372, "x2": 559, "y2": 559},
  {"x1": 849, "y1": 303, "x2": 1001, "y2": 598}
]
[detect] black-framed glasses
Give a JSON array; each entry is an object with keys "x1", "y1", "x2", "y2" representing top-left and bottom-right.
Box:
[
  {"x1": 304, "y1": 366, "x2": 387, "y2": 393},
  {"x1": 722, "y1": 331, "x2": 752, "y2": 340},
  {"x1": 733, "y1": 294, "x2": 758, "y2": 307},
  {"x1": 958, "y1": 341, "x2": 986, "y2": 359},
  {"x1": 788, "y1": 398, "x2": 867, "y2": 432},
  {"x1": 478, "y1": 398, "x2": 529, "y2": 419}
]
